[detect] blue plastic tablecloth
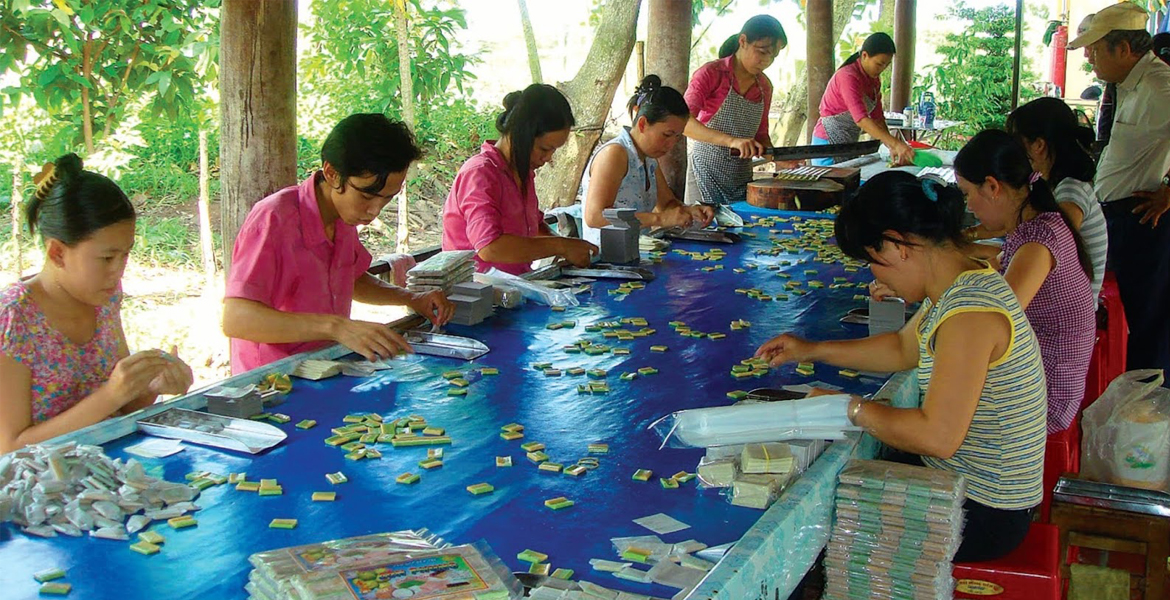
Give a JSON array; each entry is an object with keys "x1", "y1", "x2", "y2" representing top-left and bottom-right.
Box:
[{"x1": 1, "y1": 208, "x2": 887, "y2": 600}]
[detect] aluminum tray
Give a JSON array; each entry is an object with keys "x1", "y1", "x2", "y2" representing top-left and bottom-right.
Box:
[
  {"x1": 1053, "y1": 476, "x2": 1170, "y2": 517},
  {"x1": 403, "y1": 331, "x2": 490, "y2": 361},
  {"x1": 137, "y1": 407, "x2": 287, "y2": 454}
]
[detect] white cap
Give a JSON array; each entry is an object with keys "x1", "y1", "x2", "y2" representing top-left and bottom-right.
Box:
[{"x1": 1068, "y1": 3, "x2": 1149, "y2": 50}]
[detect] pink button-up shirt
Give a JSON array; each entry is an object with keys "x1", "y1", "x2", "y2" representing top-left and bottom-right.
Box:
[
  {"x1": 226, "y1": 172, "x2": 372, "y2": 374},
  {"x1": 441, "y1": 141, "x2": 545, "y2": 275},
  {"x1": 684, "y1": 56, "x2": 773, "y2": 145},
  {"x1": 813, "y1": 60, "x2": 884, "y2": 140}
]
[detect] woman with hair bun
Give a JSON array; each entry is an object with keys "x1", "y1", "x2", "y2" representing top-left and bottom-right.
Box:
[
  {"x1": 578, "y1": 75, "x2": 716, "y2": 244},
  {"x1": 756, "y1": 169, "x2": 1047, "y2": 562},
  {"x1": 811, "y1": 32, "x2": 913, "y2": 166},
  {"x1": 684, "y1": 15, "x2": 789, "y2": 205},
  {"x1": 0, "y1": 153, "x2": 194, "y2": 452},
  {"x1": 442, "y1": 84, "x2": 598, "y2": 274}
]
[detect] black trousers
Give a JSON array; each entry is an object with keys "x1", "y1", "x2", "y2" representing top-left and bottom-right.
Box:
[
  {"x1": 1103, "y1": 198, "x2": 1170, "y2": 376},
  {"x1": 881, "y1": 449, "x2": 1034, "y2": 563}
]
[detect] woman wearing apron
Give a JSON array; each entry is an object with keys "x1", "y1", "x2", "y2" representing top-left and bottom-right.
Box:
[
  {"x1": 579, "y1": 76, "x2": 715, "y2": 245},
  {"x1": 811, "y1": 33, "x2": 914, "y2": 166},
  {"x1": 683, "y1": 15, "x2": 786, "y2": 205}
]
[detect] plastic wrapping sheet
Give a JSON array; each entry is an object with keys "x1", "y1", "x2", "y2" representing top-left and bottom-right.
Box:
[
  {"x1": 478, "y1": 268, "x2": 579, "y2": 307},
  {"x1": 288, "y1": 542, "x2": 521, "y2": 600},
  {"x1": 9, "y1": 207, "x2": 897, "y2": 600},
  {"x1": 650, "y1": 395, "x2": 858, "y2": 449}
]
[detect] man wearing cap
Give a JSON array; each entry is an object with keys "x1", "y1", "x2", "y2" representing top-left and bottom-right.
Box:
[{"x1": 1070, "y1": 2, "x2": 1170, "y2": 375}]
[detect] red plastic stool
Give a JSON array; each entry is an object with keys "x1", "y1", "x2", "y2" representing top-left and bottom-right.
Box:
[
  {"x1": 1084, "y1": 272, "x2": 1128, "y2": 410},
  {"x1": 1040, "y1": 423, "x2": 1079, "y2": 522},
  {"x1": 954, "y1": 522, "x2": 1061, "y2": 600}
]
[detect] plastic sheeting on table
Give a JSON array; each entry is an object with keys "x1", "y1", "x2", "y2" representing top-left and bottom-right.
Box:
[{"x1": 3, "y1": 208, "x2": 893, "y2": 600}]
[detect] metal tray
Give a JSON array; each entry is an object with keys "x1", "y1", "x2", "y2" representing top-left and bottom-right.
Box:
[
  {"x1": 403, "y1": 331, "x2": 490, "y2": 361},
  {"x1": 136, "y1": 407, "x2": 287, "y2": 454},
  {"x1": 1053, "y1": 476, "x2": 1170, "y2": 517},
  {"x1": 561, "y1": 264, "x2": 656, "y2": 281},
  {"x1": 663, "y1": 228, "x2": 742, "y2": 245}
]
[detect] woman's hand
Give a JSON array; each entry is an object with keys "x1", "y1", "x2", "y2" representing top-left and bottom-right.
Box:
[
  {"x1": 106, "y1": 351, "x2": 174, "y2": 403},
  {"x1": 148, "y1": 347, "x2": 194, "y2": 397},
  {"x1": 888, "y1": 140, "x2": 916, "y2": 166},
  {"x1": 729, "y1": 137, "x2": 766, "y2": 158},
  {"x1": 408, "y1": 290, "x2": 455, "y2": 326},
  {"x1": 556, "y1": 238, "x2": 599, "y2": 267},
  {"x1": 868, "y1": 280, "x2": 898, "y2": 301},
  {"x1": 332, "y1": 318, "x2": 414, "y2": 361},
  {"x1": 755, "y1": 333, "x2": 818, "y2": 367},
  {"x1": 685, "y1": 204, "x2": 715, "y2": 228}
]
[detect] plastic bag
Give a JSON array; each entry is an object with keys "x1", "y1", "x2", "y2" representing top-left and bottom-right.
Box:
[
  {"x1": 650, "y1": 394, "x2": 858, "y2": 449},
  {"x1": 1081, "y1": 369, "x2": 1170, "y2": 493},
  {"x1": 476, "y1": 268, "x2": 579, "y2": 307}
]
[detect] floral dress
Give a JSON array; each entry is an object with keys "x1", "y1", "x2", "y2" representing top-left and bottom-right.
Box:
[{"x1": 0, "y1": 281, "x2": 123, "y2": 423}]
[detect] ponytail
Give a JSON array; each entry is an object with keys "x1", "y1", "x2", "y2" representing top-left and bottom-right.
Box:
[
  {"x1": 840, "y1": 32, "x2": 896, "y2": 70},
  {"x1": 626, "y1": 75, "x2": 690, "y2": 125},
  {"x1": 495, "y1": 84, "x2": 575, "y2": 184},
  {"x1": 954, "y1": 130, "x2": 1093, "y2": 281},
  {"x1": 25, "y1": 153, "x2": 134, "y2": 245}
]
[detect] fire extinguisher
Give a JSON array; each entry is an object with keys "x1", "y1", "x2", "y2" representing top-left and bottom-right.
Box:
[{"x1": 1052, "y1": 24, "x2": 1068, "y2": 96}]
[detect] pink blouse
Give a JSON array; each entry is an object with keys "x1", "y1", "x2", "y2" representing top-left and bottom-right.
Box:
[
  {"x1": 226, "y1": 172, "x2": 373, "y2": 374},
  {"x1": 0, "y1": 281, "x2": 123, "y2": 424},
  {"x1": 813, "y1": 60, "x2": 885, "y2": 140},
  {"x1": 684, "y1": 56, "x2": 774, "y2": 145},
  {"x1": 441, "y1": 141, "x2": 546, "y2": 275}
]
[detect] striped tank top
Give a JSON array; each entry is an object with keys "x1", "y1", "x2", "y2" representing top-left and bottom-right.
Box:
[{"x1": 917, "y1": 267, "x2": 1047, "y2": 510}]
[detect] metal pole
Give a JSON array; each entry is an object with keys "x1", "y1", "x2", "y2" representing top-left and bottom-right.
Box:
[{"x1": 1011, "y1": 0, "x2": 1024, "y2": 110}]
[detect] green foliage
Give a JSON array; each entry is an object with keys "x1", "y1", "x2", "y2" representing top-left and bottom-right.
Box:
[
  {"x1": 0, "y1": 0, "x2": 219, "y2": 150},
  {"x1": 915, "y1": 2, "x2": 1040, "y2": 149},
  {"x1": 300, "y1": 0, "x2": 477, "y2": 123},
  {"x1": 133, "y1": 216, "x2": 197, "y2": 268}
]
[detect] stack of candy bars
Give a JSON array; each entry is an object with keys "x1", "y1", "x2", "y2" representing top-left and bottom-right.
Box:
[
  {"x1": 246, "y1": 530, "x2": 522, "y2": 600},
  {"x1": 406, "y1": 251, "x2": 476, "y2": 293},
  {"x1": 824, "y1": 459, "x2": 966, "y2": 600},
  {"x1": 694, "y1": 440, "x2": 827, "y2": 510}
]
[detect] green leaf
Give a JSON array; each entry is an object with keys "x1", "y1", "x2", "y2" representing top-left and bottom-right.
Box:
[{"x1": 157, "y1": 71, "x2": 171, "y2": 96}]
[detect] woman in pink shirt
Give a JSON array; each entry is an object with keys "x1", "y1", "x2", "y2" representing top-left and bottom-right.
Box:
[
  {"x1": 683, "y1": 15, "x2": 786, "y2": 205},
  {"x1": 442, "y1": 84, "x2": 599, "y2": 274},
  {"x1": 0, "y1": 154, "x2": 193, "y2": 452},
  {"x1": 812, "y1": 33, "x2": 914, "y2": 166},
  {"x1": 223, "y1": 114, "x2": 454, "y2": 374}
]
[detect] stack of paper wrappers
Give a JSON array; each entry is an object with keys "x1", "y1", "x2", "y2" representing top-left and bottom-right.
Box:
[{"x1": 824, "y1": 459, "x2": 966, "y2": 600}]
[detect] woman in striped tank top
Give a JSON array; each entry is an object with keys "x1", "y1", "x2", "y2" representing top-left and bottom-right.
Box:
[
  {"x1": 955, "y1": 130, "x2": 1097, "y2": 435},
  {"x1": 756, "y1": 171, "x2": 1047, "y2": 562}
]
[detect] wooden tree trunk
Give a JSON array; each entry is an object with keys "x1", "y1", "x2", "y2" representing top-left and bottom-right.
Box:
[
  {"x1": 393, "y1": 0, "x2": 414, "y2": 253},
  {"x1": 219, "y1": 0, "x2": 297, "y2": 273},
  {"x1": 806, "y1": 0, "x2": 835, "y2": 141},
  {"x1": 645, "y1": 0, "x2": 690, "y2": 197},
  {"x1": 517, "y1": 0, "x2": 543, "y2": 84},
  {"x1": 774, "y1": 1, "x2": 857, "y2": 146},
  {"x1": 535, "y1": 0, "x2": 642, "y2": 209},
  {"x1": 11, "y1": 159, "x2": 22, "y2": 277},
  {"x1": 197, "y1": 128, "x2": 216, "y2": 292},
  {"x1": 891, "y1": 0, "x2": 917, "y2": 112}
]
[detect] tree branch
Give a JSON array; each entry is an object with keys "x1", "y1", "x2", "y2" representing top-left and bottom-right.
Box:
[
  {"x1": 1, "y1": 24, "x2": 71, "y2": 63},
  {"x1": 103, "y1": 42, "x2": 140, "y2": 138}
]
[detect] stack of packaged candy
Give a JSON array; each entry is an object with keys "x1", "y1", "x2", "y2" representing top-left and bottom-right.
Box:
[
  {"x1": 824, "y1": 459, "x2": 967, "y2": 600},
  {"x1": 245, "y1": 530, "x2": 522, "y2": 600}
]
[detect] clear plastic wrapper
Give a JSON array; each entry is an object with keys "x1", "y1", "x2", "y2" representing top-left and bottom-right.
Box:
[
  {"x1": 726, "y1": 472, "x2": 790, "y2": 509},
  {"x1": 645, "y1": 560, "x2": 707, "y2": 590},
  {"x1": 288, "y1": 541, "x2": 522, "y2": 600},
  {"x1": 477, "y1": 268, "x2": 579, "y2": 307},
  {"x1": 248, "y1": 529, "x2": 447, "y2": 596},
  {"x1": 695, "y1": 456, "x2": 738, "y2": 489},
  {"x1": 650, "y1": 395, "x2": 858, "y2": 448}
]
